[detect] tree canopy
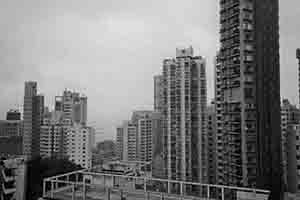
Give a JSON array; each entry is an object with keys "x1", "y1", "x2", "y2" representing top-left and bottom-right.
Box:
[{"x1": 26, "y1": 157, "x2": 82, "y2": 200}]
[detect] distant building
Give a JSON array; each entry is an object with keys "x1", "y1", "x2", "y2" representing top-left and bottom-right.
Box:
[
  {"x1": 116, "y1": 126, "x2": 124, "y2": 160},
  {"x1": 0, "y1": 120, "x2": 23, "y2": 137},
  {"x1": 207, "y1": 101, "x2": 216, "y2": 184},
  {"x1": 66, "y1": 124, "x2": 95, "y2": 169},
  {"x1": 154, "y1": 75, "x2": 164, "y2": 112},
  {"x1": 0, "y1": 109, "x2": 23, "y2": 138},
  {"x1": 116, "y1": 111, "x2": 163, "y2": 172},
  {"x1": 120, "y1": 120, "x2": 137, "y2": 162},
  {"x1": 40, "y1": 111, "x2": 65, "y2": 158},
  {"x1": 162, "y1": 47, "x2": 207, "y2": 185},
  {"x1": 92, "y1": 140, "x2": 116, "y2": 166},
  {"x1": 55, "y1": 90, "x2": 87, "y2": 126},
  {"x1": 6, "y1": 109, "x2": 21, "y2": 121},
  {"x1": 0, "y1": 136, "x2": 23, "y2": 157},
  {"x1": 151, "y1": 112, "x2": 164, "y2": 178},
  {"x1": 281, "y1": 99, "x2": 300, "y2": 193},
  {"x1": 0, "y1": 157, "x2": 26, "y2": 200},
  {"x1": 131, "y1": 111, "x2": 154, "y2": 162},
  {"x1": 285, "y1": 125, "x2": 300, "y2": 194},
  {"x1": 23, "y1": 81, "x2": 44, "y2": 160}
]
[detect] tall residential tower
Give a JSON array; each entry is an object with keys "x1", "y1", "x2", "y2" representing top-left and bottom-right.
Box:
[
  {"x1": 162, "y1": 47, "x2": 207, "y2": 187},
  {"x1": 23, "y1": 81, "x2": 44, "y2": 160},
  {"x1": 218, "y1": 0, "x2": 282, "y2": 199}
]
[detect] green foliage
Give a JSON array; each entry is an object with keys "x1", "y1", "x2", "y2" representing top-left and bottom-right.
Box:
[{"x1": 25, "y1": 157, "x2": 82, "y2": 200}]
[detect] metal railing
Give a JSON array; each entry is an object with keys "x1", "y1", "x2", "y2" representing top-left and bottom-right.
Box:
[{"x1": 42, "y1": 169, "x2": 270, "y2": 200}]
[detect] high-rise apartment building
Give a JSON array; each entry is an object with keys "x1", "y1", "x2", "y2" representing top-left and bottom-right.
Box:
[
  {"x1": 116, "y1": 126, "x2": 124, "y2": 160},
  {"x1": 40, "y1": 111, "x2": 65, "y2": 158},
  {"x1": 66, "y1": 124, "x2": 95, "y2": 169},
  {"x1": 118, "y1": 120, "x2": 137, "y2": 161},
  {"x1": 131, "y1": 111, "x2": 154, "y2": 162},
  {"x1": 218, "y1": 0, "x2": 282, "y2": 198},
  {"x1": 23, "y1": 82, "x2": 44, "y2": 160},
  {"x1": 55, "y1": 90, "x2": 87, "y2": 126},
  {"x1": 162, "y1": 47, "x2": 207, "y2": 186},
  {"x1": 207, "y1": 101, "x2": 217, "y2": 184}
]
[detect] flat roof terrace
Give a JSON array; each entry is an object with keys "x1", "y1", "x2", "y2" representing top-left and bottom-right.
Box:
[{"x1": 42, "y1": 169, "x2": 270, "y2": 200}]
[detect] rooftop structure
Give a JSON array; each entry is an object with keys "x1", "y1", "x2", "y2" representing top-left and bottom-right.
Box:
[{"x1": 41, "y1": 169, "x2": 270, "y2": 200}]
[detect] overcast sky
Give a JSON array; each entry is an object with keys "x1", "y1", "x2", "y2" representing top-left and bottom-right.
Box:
[{"x1": 0, "y1": 0, "x2": 298, "y2": 141}]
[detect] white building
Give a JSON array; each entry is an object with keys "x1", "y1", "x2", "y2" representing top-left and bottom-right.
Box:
[
  {"x1": 122, "y1": 121, "x2": 137, "y2": 162},
  {"x1": 40, "y1": 111, "x2": 65, "y2": 158},
  {"x1": 116, "y1": 120, "x2": 138, "y2": 162},
  {"x1": 66, "y1": 125, "x2": 95, "y2": 169},
  {"x1": 162, "y1": 47, "x2": 207, "y2": 184}
]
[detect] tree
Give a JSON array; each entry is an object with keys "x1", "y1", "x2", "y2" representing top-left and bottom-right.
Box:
[{"x1": 25, "y1": 157, "x2": 82, "y2": 200}]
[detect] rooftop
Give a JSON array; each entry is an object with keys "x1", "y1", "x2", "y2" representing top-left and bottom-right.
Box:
[{"x1": 42, "y1": 169, "x2": 270, "y2": 200}]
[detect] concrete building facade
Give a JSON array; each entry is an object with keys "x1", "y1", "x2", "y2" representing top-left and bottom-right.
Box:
[
  {"x1": 0, "y1": 157, "x2": 26, "y2": 200},
  {"x1": 121, "y1": 121, "x2": 137, "y2": 162},
  {"x1": 162, "y1": 47, "x2": 207, "y2": 185},
  {"x1": 6, "y1": 110, "x2": 21, "y2": 121},
  {"x1": 218, "y1": 0, "x2": 282, "y2": 198},
  {"x1": 23, "y1": 81, "x2": 44, "y2": 160},
  {"x1": 207, "y1": 101, "x2": 217, "y2": 184},
  {"x1": 40, "y1": 111, "x2": 65, "y2": 158},
  {"x1": 55, "y1": 90, "x2": 87, "y2": 126},
  {"x1": 281, "y1": 99, "x2": 300, "y2": 193},
  {"x1": 66, "y1": 124, "x2": 95, "y2": 169},
  {"x1": 154, "y1": 75, "x2": 164, "y2": 112},
  {"x1": 116, "y1": 126, "x2": 124, "y2": 160}
]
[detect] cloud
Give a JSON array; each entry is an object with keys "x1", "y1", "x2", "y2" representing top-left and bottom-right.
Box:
[{"x1": 0, "y1": 0, "x2": 297, "y2": 140}]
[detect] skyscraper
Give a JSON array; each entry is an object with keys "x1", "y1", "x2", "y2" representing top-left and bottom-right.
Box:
[
  {"x1": 23, "y1": 81, "x2": 44, "y2": 160},
  {"x1": 162, "y1": 47, "x2": 207, "y2": 186},
  {"x1": 218, "y1": 0, "x2": 282, "y2": 198}
]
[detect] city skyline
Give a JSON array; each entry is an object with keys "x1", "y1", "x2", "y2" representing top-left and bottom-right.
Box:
[{"x1": 0, "y1": 0, "x2": 298, "y2": 141}]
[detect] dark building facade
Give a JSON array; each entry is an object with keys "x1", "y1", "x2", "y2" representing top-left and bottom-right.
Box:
[
  {"x1": 6, "y1": 110, "x2": 21, "y2": 121},
  {"x1": 218, "y1": 0, "x2": 282, "y2": 199},
  {"x1": 207, "y1": 101, "x2": 217, "y2": 184},
  {"x1": 23, "y1": 82, "x2": 44, "y2": 160}
]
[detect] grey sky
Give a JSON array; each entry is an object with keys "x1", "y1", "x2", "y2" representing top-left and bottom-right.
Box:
[{"x1": 0, "y1": 0, "x2": 298, "y2": 141}]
